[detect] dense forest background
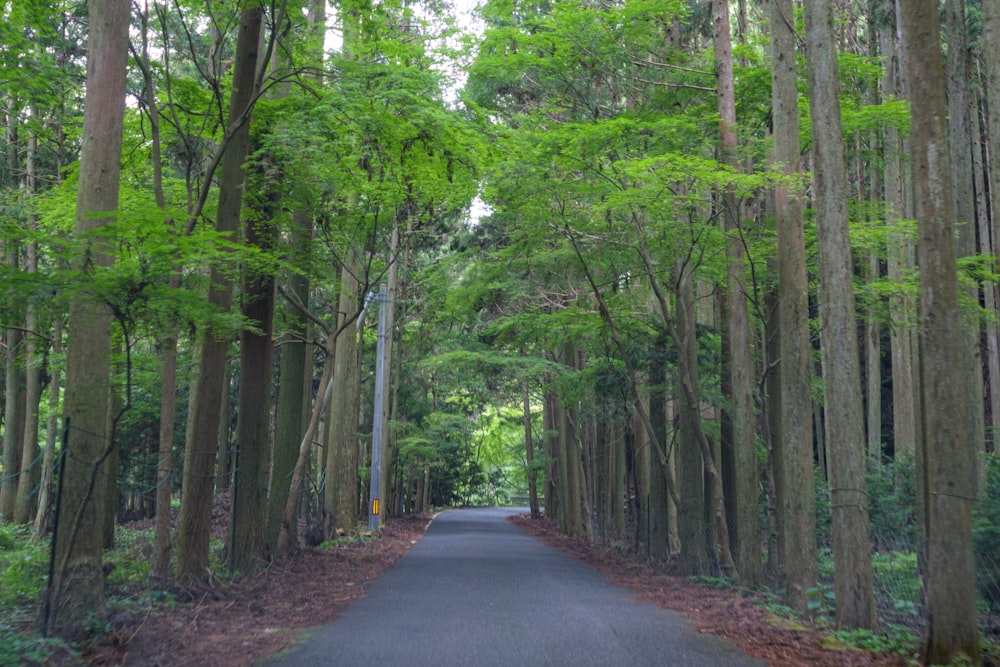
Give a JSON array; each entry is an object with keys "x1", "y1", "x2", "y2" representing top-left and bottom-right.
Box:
[{"x1": 2, "y1": 0, "x2": 1000, "y2": 663}]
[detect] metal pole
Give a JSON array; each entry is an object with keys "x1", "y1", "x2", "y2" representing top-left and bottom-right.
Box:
[{"x1": 368, "y1": 284, "x2": 388, "y2": 530}]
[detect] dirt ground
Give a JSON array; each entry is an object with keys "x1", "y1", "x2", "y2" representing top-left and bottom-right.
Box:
[{"x1": 87, "y1": 511, "x2": 945, "y2": 666}]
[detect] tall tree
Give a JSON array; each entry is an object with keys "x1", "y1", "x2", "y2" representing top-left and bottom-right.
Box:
[
  {"x1": 878, "y1": 0, "x2": 917, "y2": 467},
  {"x1": 42, "y1": 0, "x2": 130, "y2": 638},
  {"x1": 802, "y1": 0, "x2": 876, "y2": 630},
  {"x1": 769, "y1": 0, "x2": 817, "y2": 612},
  {"x1": 713, "y1": 0, "x2": 758, "y2": 586},
  {"x1": 176, "y1": 2, "x2": 265, "y2": 587},
  {"x1": 899, "y1": 0, "x2": 982, "y2": 662},
  {"x1": 228, "y1": 171, "x2": 278, "y2": 573},
  {"x1": 326, "y1": 259, "x2": 361, "y2": 535},
  {"x1": 943, "y1": 0, "x2": 986, "y2": 476}
]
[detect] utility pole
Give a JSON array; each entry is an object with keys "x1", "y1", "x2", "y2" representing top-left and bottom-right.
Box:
[{"x1": 364, "y1": 284, "x2": 389, "y2": 530}]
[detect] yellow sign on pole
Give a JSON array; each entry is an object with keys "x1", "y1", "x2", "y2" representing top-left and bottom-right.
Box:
[{"x1": 372, "y1": 499, "x2": 380, "y2": 516}]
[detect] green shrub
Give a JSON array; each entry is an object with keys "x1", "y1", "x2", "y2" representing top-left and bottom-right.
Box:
[
  {"x1": 0, "y1": 623, "x2": 80, "y2": 667},
  {"x1": 827, "y1": 624, "x2": 919, "y2": 657},
  {"x1": 0, "y1": 528, "x2": 49, "y2": 612},
  {"x1": 974, "y1": 454, "x2": 1000, "y2": 611},
  {"x1": 867, "y1": 455, "x2": 918, "y2": 551},
  {"x1": 871, "y1": 550, "x2": 921, "y2": 615}
]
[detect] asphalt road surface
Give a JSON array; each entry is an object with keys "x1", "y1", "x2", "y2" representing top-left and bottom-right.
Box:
[{"x1": 264, "y1": 507, "x2": 767, "y2": 667}]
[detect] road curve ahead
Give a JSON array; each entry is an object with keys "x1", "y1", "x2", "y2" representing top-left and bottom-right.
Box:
[{"x1": 263, "y1": 507, "x2": 766, "y2": 667}]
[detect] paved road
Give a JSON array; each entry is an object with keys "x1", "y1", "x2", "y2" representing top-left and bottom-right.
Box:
[{"x1": 264, "y1": 507, "x2": 766, "y2": 666}]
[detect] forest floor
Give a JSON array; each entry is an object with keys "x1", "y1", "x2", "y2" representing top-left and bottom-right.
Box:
[{"x1": 86, "y1": 509, "x2": 971, "y2": 667}]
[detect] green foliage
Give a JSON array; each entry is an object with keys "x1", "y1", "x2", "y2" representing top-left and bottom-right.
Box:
[
  {"x1": 105, "y1": 528, "x2": 154, "y2": 588},
  {"x1": 825, "y1": 624, "x2": 919, "y2": 657},
  {"x1": 0, "y1": 525, "x2": 49, "y2": 614},
  {"x1": 0, "y1": 622, "x2": 79, "y2": 667},
  {"x1": 805, "y1": 582, "x2": 836, "y2": 624},
  {"x1": 974, "y1": 454, "x2": 1000, "y2": 612},
  {"x1": 871, "y1": 551, "x2": 921, "y2": 617},
  {"x1": 814, "y1": 468, "x2": 832, "y2": 546},
  {"x1": 867, "y1": 456, "x2": 919, "y2": 551}
]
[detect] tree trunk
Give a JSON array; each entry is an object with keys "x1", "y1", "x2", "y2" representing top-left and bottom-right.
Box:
[
  {"x1": 523, "y1": 376, "x2": 540, "y2": 519},
  {"x1": 762, "y1": 288, "x2": 784, "y2": 580},
  {"x1": 647, "y1": 332, "x2": 671, "y2": 560},
  {"x1": 33, "y1": 319, "x2": 63, "y2": 539},
  {"x1": 269, "y1": 0, "x2": 322, "y2": 545},
  {"x1": 228, "y1": 208, "x2": 277, "y2": 574},
  {"x1": 803, "y1": 0, "x2": 876, "y2": 630},
  {"x1": 983, "y1": 0, "x2": 1000, "y2": 457},
  {"x1": 176, "y1": 3, "x2": 263, "y2": 587},
  {"x1": 1, "y1": 327, "x2": 24, "y2": 521},
  {"x1": 43, "y1": 0, "x2": 129, "y2": 637},
  {"x1": 14, "y1": 120, "x2": 42, "y2": 525},
  {"x1": 714, "y1": 0, "x2": 757, "y2": 585},
  {"x1": 771, "y1": 0, "x2": 817, "y2": 612},
  {"x1": 675, "y1": 262, "x2": 708, "y2": 575},
  {"x1": 269, "y1": 214, "x2": 311, "y2": 549},
  {"x1": 899, "y1": 1, "x2": 983, "y2": 662},
  {"x1": 542, "y1": 388, "x2": 559, "y2": 523},
  {"x1": 326, "y1": 260, "x2": 360, "y2": 535},
  {"x1": 277, "y1": 352, "x2": 336, "y2": 554},
  {"x1": 880, "y1": 0, "x2": 917, "y2": 466},
  {"x1": 944, "y1": 0, "x2": 986, "y2": 483}
]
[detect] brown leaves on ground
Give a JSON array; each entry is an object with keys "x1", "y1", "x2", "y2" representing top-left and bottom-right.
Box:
[{"x1": 89, "y1": 514, "x2": 431, "y2": 667}]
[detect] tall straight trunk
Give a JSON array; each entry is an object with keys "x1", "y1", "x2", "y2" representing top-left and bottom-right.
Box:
[
  {"x1": 216, "y1": 358, "x2": 233, "y2": 493},
  {"x1": 972, "y1": 85, "x2": 999, "y2": 454},
  {"x1": 14, "y1": 119, "x2": 42, "y2": 525},
  {"x1": 714, "y1": 0, "x2": 757, "y2": 585},
  {"x1": 135, "y1": 12, "x2": 181, "y2": 580},
  {"x1": 865, "y1": 250, "x2": 881, "y2": 458},
  {"x1": 269, "y1": 0, "x2": 323, "y2": 548},
  {"x1": 561, "y1": 402, "x2": 582, "y2": 536},
  {"x1": 612, "y1": 417, "x2": 626, "y2": 539},
  {"x1": 595, "y1": 412, "x2": 609, "y2": 542},
  {"x1": 1, "y1": 109, "x2": 23, "y2": 521},
  {"x1": 899, "y1": 2, "x2": 982, "y2": 662},
  {"x1": 647, "y1": 333, "x2": 671, "y2": 560},
  {"x1": 675, "y1": 263, "x2": 708, "y2": 575},
  {"x1": 983, "y1": 0, "x2": 1000, "y2": 455},
  {"x1": 325, "y1": 260, "x2": 360, "y2": 535},
  {"x1": 880, "y1": 1, "x2": 917, "y2": 465},
  {"x1": 1, "y1": 327, "x2": 24, "y2": 520},
  {"x1": 803, "y1": 0, "x2": 876, "y2": 630},
  {"x1": 176, "y1": 3, "x2": 263, "y2": 587},
  {"x1": 542, "y1": 388, "x2": 559, "y2": 522},
  {"x1": 269, "y1": 214, "x2": 311, "y2": 550},
  {"x1": 770, "y1": 0, "x2": 817, "y2": 611},
  {"x1": 229, "y1": 214, "x2": 277, "y2": 574},
  {"x1": 150, "y1": 338, "x2": 178, "y2": 582},
  {"x1": 944, "y1": 0, "x2": 986, "y2": 479},
  {"x1": 43, "y1": 0, "x2": 129, "y2": 638},
  {"x1": 762, "y1": 288, "x2": 785, "y2": 580},
  {"x1": 33, "y1": 319, "x2": 63, "y2": 539},
  {"x1": 578, "y1": 397, "x2": 594, "y2": 542},
  {"x1": 523, "y1": 376, "x2": 540, "y2": 519}
]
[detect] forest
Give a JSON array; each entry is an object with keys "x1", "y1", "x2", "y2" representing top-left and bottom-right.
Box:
[{"x1": 2, "y1": 0, "x2": 1000, "y2": 664}]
